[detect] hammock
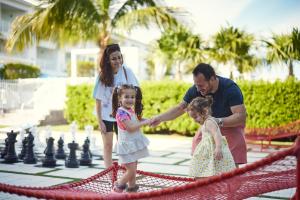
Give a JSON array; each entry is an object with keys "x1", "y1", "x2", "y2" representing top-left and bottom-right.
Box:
[
  {"x1": 1, "y1": 137, "x2": 299, "y2": 200},
  {"x1": 245, "y1": 120, "x2": 300, "y2": 150}
]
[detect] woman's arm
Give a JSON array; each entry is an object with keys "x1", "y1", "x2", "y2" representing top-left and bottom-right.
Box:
[{"x1": 95, "y1": 99, "x2": 106, "y2": 133}]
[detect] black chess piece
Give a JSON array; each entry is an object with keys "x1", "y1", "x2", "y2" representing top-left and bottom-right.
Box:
[
  {"x1": 55, "y1": 137, "x2": 66, "y2": 159},
  {"x1": 23, "y1": 132, "x2": 37, "y2": 164},
  {"x1": 42, "y1": 137, "x2": 56, "y2": 167},
  {"x1": 0, "y1": 137, "x2": 8, "y2": 159},
  {"x1": 80, "y1": 137, "x2": 92, "y2": 166},
  {"x1": 18, "y1": 137, "x2": 28, "y2": 160},
  {"x1": 4, "y1": 131, "x2": 18, "y2": 163},
  {"x1": 65, "y1": 141, "x2": 79, "y2": 168}
]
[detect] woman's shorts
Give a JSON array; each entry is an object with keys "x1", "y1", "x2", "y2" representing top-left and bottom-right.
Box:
[{"x1": 103, "y1": 120, "x2": 118, "y2": 135}]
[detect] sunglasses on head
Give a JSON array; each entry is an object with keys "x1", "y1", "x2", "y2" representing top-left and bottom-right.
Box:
[{"x1": 105, "y1": 44, "x2": 120, "y2": 52}]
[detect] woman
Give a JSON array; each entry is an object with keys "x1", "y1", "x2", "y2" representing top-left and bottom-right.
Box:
[{"x1": 93, "y1": 43, "x2": 139, "y2": 168}]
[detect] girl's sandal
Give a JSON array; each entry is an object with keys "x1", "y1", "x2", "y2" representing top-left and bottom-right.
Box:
[{"x1": 126, "y1": 185, "x2": 139, "y2": 193}]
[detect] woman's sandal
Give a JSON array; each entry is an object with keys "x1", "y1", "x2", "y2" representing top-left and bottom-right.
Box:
[
  {"x1": 126, "y1": 185, "x2": 139, "y2": 193},
  {"x1": 112, "y1": 182, "x2": 127, "y2": 193}
]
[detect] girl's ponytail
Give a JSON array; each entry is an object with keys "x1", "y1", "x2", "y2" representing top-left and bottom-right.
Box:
[
  {"x1": 111, "y1": 87, "x2": 119, "y2": 118},
  {"x1": 134, "y1": 86, "x2": 143, "y2": 120}
]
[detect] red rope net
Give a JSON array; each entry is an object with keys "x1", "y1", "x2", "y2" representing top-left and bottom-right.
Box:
[{"x1": 1, "y1": 137, "x2": 299, "y2": 200}]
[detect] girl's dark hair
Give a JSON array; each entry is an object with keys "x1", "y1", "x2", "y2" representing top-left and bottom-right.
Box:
[
  {"x1": 112, "y1": 84, "x2": 143, "y2": 120},
  {"x1": 99, "y1": 44, "x2": 122, "y2": 86},
  {"x1": 187, "y1": 96, "x2": 213, "y2": 115}
]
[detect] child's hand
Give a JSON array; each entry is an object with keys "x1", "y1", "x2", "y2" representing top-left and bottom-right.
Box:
[
  {"x1": 141, "y1": 118, "x2": 150, "y2": 126},
  {"x1": 214, "y1": 148, "x2": 223, "y2": 160}
]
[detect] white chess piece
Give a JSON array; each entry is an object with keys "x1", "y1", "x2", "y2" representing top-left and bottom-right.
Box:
[
  {"x1": 70, "y1": 121, "x2": 77, "y2": 142},
  {"x1": 17, "y1": 127, "x2": 25, "y2": 147},
  {"x1": 85, "y1": 125, "x2": 94, "y2": 149},
  {"x1": 85, "y1": 125, "x2": 93, "y2": 140},
  {"x1": 46, "y1": 125, "x2": 52, "y2": 139}
]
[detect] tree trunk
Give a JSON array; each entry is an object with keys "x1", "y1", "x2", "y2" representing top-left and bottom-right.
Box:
[
  {"x1": 288, "y1": 60, "x2": 294, "y2": 77},
  {"x1": 230, "y1": 71, "x2": 233, "y2": 79},
  {"x1": 175, "y1": 62, "x2": 182, "y2": 80}
]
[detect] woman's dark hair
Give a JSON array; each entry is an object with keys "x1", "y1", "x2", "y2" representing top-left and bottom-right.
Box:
[
  {"x1": 187, "y1": 96, "x2": 213, "y2": 115},
  {"x1": 99, "y1": 44, "x2": 122, "y2": 86},
  {"x1": 192, "y1": 63, "x2": 216, "y2": 81},
  {"x1": 112, "y1": 84, "x2": 143, "y2": 120}
]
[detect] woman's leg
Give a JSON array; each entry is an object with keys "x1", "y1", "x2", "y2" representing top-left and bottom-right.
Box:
[{"x1": 101, "y1": 131, "x2": 114, "y2": 168}]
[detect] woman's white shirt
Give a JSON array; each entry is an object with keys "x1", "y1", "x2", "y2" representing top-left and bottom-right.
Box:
[{"x1": 93, "y1": 65, "x2": 139, "y2": 121}]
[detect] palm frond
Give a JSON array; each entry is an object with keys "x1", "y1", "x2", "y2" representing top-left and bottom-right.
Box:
[
  {"x1": 6, "y1": 0, "x2": 102, "y2": 51},
  {"x1": 113, "y1": 6, "x2": 178, "y2": 32}
]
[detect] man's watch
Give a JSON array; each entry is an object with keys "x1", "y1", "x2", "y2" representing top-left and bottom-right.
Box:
[{"x1": 216, "y1": 118, "x2": 224, "y2": 127}]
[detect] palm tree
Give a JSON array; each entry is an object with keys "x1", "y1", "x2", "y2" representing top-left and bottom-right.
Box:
[
  {"x1": 6, "y1": 0, "x2": 180, "y2": 59},
  {"x1": 209, "y1": 25, "x2": 259, "y2": 78},
  {"x1": 264, "y1": 28, "x2": 300, "y2": 77},
  {"x1": 147, "y1": 25, "x2": 204, "y2": 80}
]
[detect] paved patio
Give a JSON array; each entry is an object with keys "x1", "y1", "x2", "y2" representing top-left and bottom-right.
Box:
[{"x1": 0, "y1": 127, "x2": 296, "y2": 200}]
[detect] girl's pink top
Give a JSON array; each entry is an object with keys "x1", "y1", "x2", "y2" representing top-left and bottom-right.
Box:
[{"x1": 116, "y1": 107, "x2": 134, "y2": 130}]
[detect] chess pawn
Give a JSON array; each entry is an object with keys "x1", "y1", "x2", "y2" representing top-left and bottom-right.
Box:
[
  {"x1": 18, "y1": 137, "x2": 28, "y2": 160},
  {"x1": 55, "y1": 137, "x2": 66, "y2": 159},
  {"x1": 42, "y1": 137, "x2": 56, "y2": 167},
  {"x1": 0, "y1": 137, "x2": 8, "y2": 159},
  {"x1": 23, "y1": 132, "x2": 37, "y2": 164},
  {"x1": 80, "y1": 137, "x2": 92, "y2": 166}
]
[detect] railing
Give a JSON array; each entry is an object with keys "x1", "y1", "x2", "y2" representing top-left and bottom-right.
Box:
[{"x1": 0, "y1": 78, "x2": 95, "y2": 113}]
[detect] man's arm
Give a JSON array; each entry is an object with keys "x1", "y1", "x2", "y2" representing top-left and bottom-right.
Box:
[
  {"x1": 150, "y1": 101, "x2": 187, "y2": 126},
  {"x1": 221, "y1": 104, "x2": 247, "y2": 127}
]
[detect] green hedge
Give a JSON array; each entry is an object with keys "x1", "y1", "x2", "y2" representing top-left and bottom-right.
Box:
[
  {"x1": 64, "y1": 79, "x2": 300, "y2": 135},
  {"x1": 67, "y1": 61, "x2": 95, "y2": 77},
  {"x1": 1, "y1": 63, "x2": 40, "y2": 79},
  {"x1": 64, "y1": 84, "x2": 98, "y2": 129},
  {"x1": 240, "y1": 77, "x2": 300, "y2": 128}
]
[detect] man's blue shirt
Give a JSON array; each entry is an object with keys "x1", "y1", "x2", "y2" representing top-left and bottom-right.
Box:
[{"x1": 183, "y1": 76, "x2": 244, "y2": 118}]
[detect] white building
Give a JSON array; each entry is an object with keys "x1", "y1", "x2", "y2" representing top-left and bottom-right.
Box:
[{"x1": 0, "y1": 0, "x2": 150, "y2": 80}]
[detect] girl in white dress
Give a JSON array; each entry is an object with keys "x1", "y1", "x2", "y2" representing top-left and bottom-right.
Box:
[
  {"x1": 188, "y1": 96, "x2": 235, "y2": 178},
  {"x1": 111, "y1": 84, "x2": 150, "y2": 193}
]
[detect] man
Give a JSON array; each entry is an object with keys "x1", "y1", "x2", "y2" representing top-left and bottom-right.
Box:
[{"x1": 151, "y1": 63, "x2": 247, "y2": 166}]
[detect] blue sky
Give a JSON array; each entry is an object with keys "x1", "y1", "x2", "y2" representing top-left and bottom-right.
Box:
[
  {"x1": 130, "y1": 0, "x2": 300, "y2": 41},
  {"x1": 129, "y1": 0, "x2": 300, "y2": 80},
  {"x1": 233, "y1": 0, "x2": 300, "y2": 37}
]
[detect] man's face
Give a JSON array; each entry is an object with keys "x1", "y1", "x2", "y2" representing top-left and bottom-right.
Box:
[{"x1": 193, "y1": 73, "x2": 213, "y2": 96}]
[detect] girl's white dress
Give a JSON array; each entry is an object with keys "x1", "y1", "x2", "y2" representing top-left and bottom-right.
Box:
[
  {"x1": 189, "y1": 117, "x2": 236, "y2": 177},
  {"x1": 115, "y1": 107, "x2": 150, "y2": 164}
]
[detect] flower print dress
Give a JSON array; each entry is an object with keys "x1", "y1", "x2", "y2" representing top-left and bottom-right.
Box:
[
  {"x1": 115, "y1": 107, "x2": 150, "y2": 164},
  {"x1": 189, "y1": 117, "x2": 235, "y2": 177}
]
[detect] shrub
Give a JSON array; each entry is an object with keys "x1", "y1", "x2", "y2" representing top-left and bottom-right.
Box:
[
  {"x1": 2, "y1": 63, "x2": 40, "y2": 79},
  {"x1": 67, "y1": 61, "x2": 95, "y2": 77},
  {"x1": 64, "y1": 79, "x2": 300, "y2": 136},
  {"x1": 64, "y1": 84, "x2": 98, "y2": 129}
]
